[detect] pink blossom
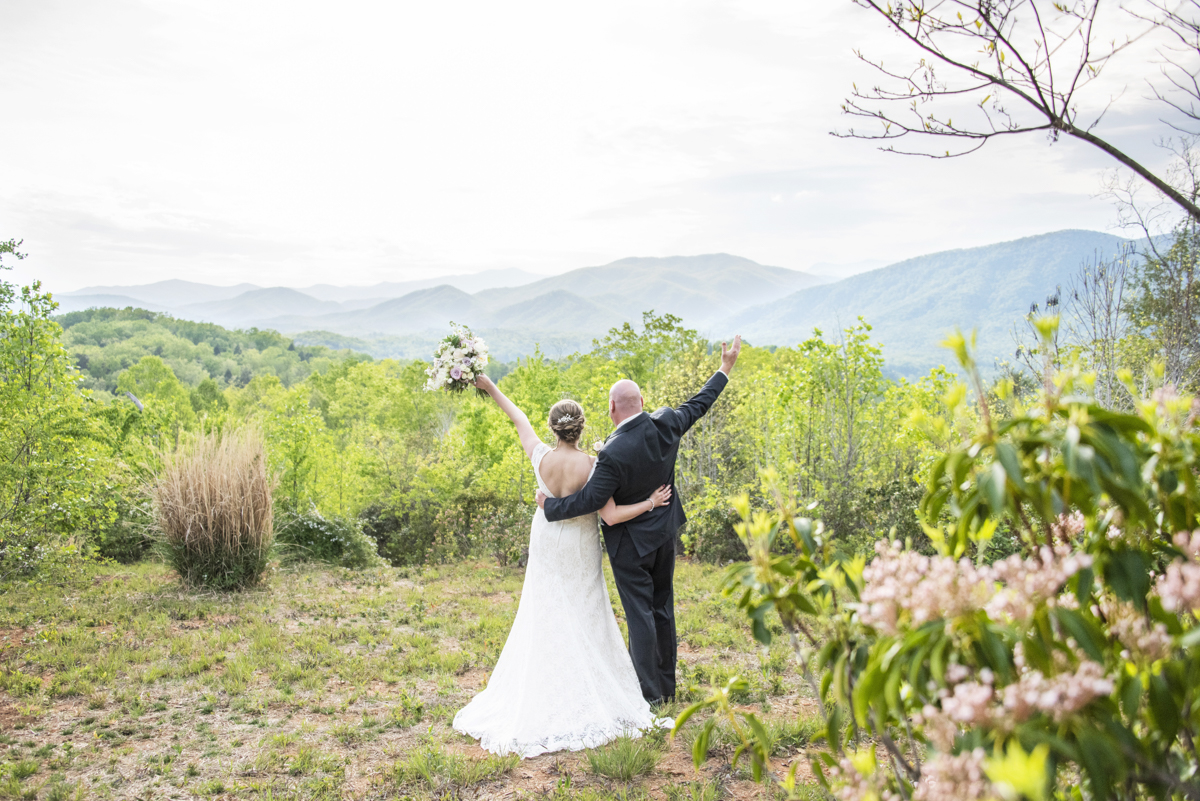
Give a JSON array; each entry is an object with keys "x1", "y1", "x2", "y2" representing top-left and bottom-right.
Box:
[
  {"x1": 829, "y1": 756, "x2": 903, "y2": 801},
  {"x1": 914, "y1": 704, "x2": 958, "y2": 752},
  {"x1": 914, "y1": 749, "x2": 992, "y2": 801},
  {"x1": 858, "y1": 541, "x2": 991, "y2": 634},
  {"x1": 450, "y1": 366, "x2": 463, "y2": 380},
  {"x1": 1102, "y1": 598, "x2": 1172, "y2": 661},
  {"x1": 859, "y1": 540, "x2": 1092, "y2": 632},
  {"x1": 945, "y1": 664, "x2": 970, "y2": 684},
  {"x1": 1153, "y1": 384, "x2": 1181, "y2": 412},
  {"x1": 1001, "y1": 660, "x2": 1112, "y2": 723},
  {"x1": 1157, "y1": 561, "x2": 1200, "y2": 614},
  {"x1": 1051, "y1": 511, "x2": 1085, "y2": 542},
  {"x1": 1156, "y1": 530, "x2": 1200, "y2": 614},
  {"x1": 941, "y1": 681, "x2": 994, "y2": 726},
  {"x1": 984, "y1": 545, "x2": 1092, "y2": 624},
  {"x1": 1175, "y1": 530, "x2": 1200, "y2": 560}
]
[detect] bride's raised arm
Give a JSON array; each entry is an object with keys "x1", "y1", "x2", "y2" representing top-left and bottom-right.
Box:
[
  {"x1": 598, "y1": 485, "x2": 672, "y2": 527},
  {"x1": 472, "y1": 374, "x2": 542, "y2": 458}
]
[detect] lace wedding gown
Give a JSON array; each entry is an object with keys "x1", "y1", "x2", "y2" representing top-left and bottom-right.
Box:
[{"x1": 452, "y1": 442, "x2": 666, "y2": 758}]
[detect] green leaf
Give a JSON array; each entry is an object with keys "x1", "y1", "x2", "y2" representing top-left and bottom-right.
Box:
[
  {"x1": 1119, "y1": 674, "x2": 1141, "y2": 720},
  {"x1": 930, "y1": 635, "x2": 950, "y2": 684},
  {"x1": 979, "y1": 460, "x2": 1007, "y2": 511},
  {"x1": 826, "y1": 704, "x2": 842, "y2": 753},
  {"x1": 1053, "y1": 608, "x2": 1105, "y2": 663},
  {"x1": 672, "y1": 700, "x2": 706, "y2": 734},
  {"x1": 1074, "y1": 726, "x2": 1122, "y2": 799},
  {"x1": 1103, "y1": 548, "x2": 1151, "y2": 610},
  {"x1": 852, "y1": 662, "x2": 884, "y2": 726},
  {"x1": 995, "y1": 441, "x2": 1027, "y2": 489},
  {"x1": 692, "y1": 718, "x2": 714, "y2": 767},
  {"x1": 1180, "y1": 626, "x2": 1200, "y2": 649},
  {"x1": 1148, "y1": 673, "x2": 1180, "y2": 741},
  {"x1": 976, "y1": 623, "x2": 1011, "y2": 679}
]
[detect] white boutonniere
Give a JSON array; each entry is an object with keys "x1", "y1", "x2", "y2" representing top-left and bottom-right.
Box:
[{"x1": 592, "y1": 440, "x2": 606, "y2": 453}]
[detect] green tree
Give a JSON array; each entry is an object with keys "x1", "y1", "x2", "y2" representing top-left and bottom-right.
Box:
[
  {"x1": 116, "y1": 355, "x2": 198, "y2": 435},
  {"x1": 1128, "y1": 226, "x2": 1200, "y2": 391},
  {"x1": 0, "y1": 241, "x2": 121, "y2": 580},
  {"x1": 585, "y1": 310, "x2": 699, "y2": 388}
]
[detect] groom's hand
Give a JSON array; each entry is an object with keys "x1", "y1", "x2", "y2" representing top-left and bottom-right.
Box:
[
  {"x1": 536, "y1": 490, "x2": 547, "y2": 509},
  {"x1": 721, "y1": 335, "x2": 742, "y2": 375}
]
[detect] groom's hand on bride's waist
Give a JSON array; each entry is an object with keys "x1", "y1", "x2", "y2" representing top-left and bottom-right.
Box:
[{"x1": 536, "y1": 490, "x2": 547, "y2": 509}]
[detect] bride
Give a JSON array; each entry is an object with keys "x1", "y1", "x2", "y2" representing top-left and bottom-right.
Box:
[{"x1": 453, "y1": 374, "x2": 671, "y2": 758}]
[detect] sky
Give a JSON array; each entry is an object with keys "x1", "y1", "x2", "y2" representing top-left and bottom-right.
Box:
[{"x1": 0, "y1": 0, "x2": 1181, "y2": 292}]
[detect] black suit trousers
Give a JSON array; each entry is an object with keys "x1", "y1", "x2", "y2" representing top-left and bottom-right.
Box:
[{"x1": 609, "y1": 532, "x2": 676, "y2": 704}]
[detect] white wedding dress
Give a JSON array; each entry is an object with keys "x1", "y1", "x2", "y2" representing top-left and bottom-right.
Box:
[{"x1": 452, "y1": 442, "x2": 666, "y2": 758}]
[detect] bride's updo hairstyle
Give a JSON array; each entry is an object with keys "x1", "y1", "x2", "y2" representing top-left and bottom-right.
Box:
[{"x1": 548, "y1": 399, "x2": 586, "y2": 443}]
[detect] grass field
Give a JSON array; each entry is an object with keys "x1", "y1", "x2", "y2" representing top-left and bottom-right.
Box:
[{"x1": 0, "y1": 558, "x2": 823, "y2": 800}]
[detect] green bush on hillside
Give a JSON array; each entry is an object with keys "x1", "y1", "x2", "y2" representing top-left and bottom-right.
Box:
[{"x1": 275, "y1": 503, "x2": 383, "y2": 569}]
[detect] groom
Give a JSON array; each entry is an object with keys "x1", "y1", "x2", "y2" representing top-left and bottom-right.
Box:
[{"x1": 536, "y1": 335, "x2": 742, "y2": 704}]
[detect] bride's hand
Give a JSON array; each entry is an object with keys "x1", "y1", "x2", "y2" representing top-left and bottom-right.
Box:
[
  {"x1": 649, "y1": 485, "x2": 671, "y2": 508},
  {"x1": 473, "y1": 374, "x2": 495, "y2": 393},
  {"x1": 536, "y1": 490, "x2": 547, "y2": 509}
]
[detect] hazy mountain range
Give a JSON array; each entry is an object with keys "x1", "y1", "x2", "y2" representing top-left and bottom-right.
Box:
[{"x1": 56, "y1": 230, "x2": 1138, "y2": 374}]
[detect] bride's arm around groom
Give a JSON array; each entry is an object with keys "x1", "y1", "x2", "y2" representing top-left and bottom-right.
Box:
[{"x1": 539, "y1": 336, "x2": 742, "y2": 525}]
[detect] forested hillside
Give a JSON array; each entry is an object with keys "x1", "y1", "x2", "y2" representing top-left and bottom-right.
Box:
[{"x1": 57, "y1": 307, "x2": 370, "y2": 395}]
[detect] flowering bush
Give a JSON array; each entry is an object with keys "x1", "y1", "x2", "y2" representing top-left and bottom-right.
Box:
[
  {"x1": 424, "y1": 323, "x2": 489, "y2": 393},
  {"x1": 678, "y1": 329, "x2": 1200, "y2": 801}
]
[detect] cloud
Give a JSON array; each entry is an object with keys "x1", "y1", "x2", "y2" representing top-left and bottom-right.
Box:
[{"x1": 0, "y1": 0, "x2": 1182, "y2": 292}]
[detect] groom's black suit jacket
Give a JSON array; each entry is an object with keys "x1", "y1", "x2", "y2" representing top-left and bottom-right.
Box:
[{"x1": 543, "y1": 371, "x2": 729, "y2": 558}]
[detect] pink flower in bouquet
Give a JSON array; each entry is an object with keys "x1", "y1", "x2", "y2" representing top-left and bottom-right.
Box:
[{"x1": 450, "y1": 366, "x2": 463, "y2": 380}]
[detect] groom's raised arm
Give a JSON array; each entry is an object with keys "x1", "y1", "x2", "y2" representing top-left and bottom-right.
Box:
[
  {"x1": 543, "y1": 451, "x2": 620, "y2": 522},
  {"x1": 672, "y1": 370, "x2": 729, "y2": 435},
  {"x1": 672, "y1": 335, "x2": 740, "y2": 435}
]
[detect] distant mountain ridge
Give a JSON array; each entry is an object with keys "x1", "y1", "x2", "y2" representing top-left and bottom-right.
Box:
[
  {"x1": 52, "y1": 232, "x2": 1139, "y2": 369},
  {"x1": 54, "y1": 254, "x2": 826, "y2": 357},
  {"x1": 727, "y1": 229, "x2": 1135, "y2": 374}
]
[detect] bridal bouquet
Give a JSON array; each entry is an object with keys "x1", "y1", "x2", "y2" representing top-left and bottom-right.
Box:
[{"x1": 425, "y1": 323, "x2": 489, "y2": 393}]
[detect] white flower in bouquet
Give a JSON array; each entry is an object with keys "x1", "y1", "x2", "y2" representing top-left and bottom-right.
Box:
[{"x1": 425, "y1": 322, "x2": 489, "y2": 395}]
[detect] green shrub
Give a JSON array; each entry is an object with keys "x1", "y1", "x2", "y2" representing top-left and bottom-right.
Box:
[
  {"x1": 359, "y1": 504, "x2": 437, "y2": 567},
  {"x1": 151, "y1": 428, "x2": 276, "y2": 590},
  {"x1": 681, "y1": 507, "x2": 746, "y2": 564},
  {"x1": 275, "y1": 503, "x2": 383, "y2": 569},
  {"x1": 96, "y1": 495, "x2": 154, "y2": 564},
  {"x1": 390, "y1": 744, "x2": 517, "y2": 792},
  {"x1": 585, "y1": 736, "x2": 660, "y2": 781},
  {"x1": 472, "y1": 501, "x2": 533, "y2": 566}
]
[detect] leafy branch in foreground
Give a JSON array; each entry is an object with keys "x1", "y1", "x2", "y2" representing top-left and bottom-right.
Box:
[{"x1": 680, "y1": 317, "x2": 1200, "y2": 800}]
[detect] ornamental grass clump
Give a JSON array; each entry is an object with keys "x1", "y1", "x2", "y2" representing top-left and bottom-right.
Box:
[{"x1": 152, "y1": 428, "x2": 275, "y2": 590}]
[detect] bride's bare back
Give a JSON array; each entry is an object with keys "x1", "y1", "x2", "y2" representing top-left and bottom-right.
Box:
[
  {"x1": 471, "y1": 374, "x2": 670, "y2": 525},
  {"x1": 537, "y1": 448, "x2": 595, "y2": 498}
]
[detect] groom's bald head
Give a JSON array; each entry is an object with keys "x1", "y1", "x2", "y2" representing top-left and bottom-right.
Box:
[{"x1": 609, "y1": 379, "x2": 644, "y2": 425}]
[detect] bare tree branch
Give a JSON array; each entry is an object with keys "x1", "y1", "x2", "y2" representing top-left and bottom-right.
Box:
[{"x1": 835, "y1": 1, "x2": 1200, "y2": 218}]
